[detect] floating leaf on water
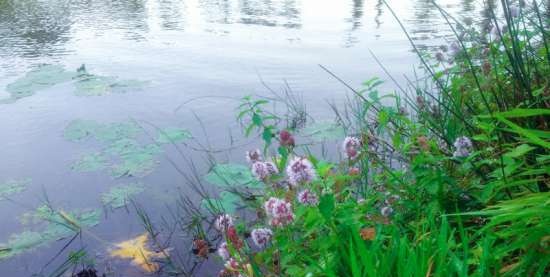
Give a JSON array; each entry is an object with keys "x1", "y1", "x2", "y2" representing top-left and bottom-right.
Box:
[
  {"x1": 2, "y1": 64, "x2": 76, "y2": 104},
  {"x1": 204, "y1": 163, "x2": 263, "y2": 188},
  {"x1": 93, "y1": 122, "x2": 141, "y2": 143},
  {"x1": 155, "y1": 127, "x2": 192, "y2": 144},
  {"x1": 64, "y1": 120, "x2": 141, "y2": 143},
  {"x1": 0, "y1": 206, "x2": 101, "y2": 260},
  {"x1": 110, "y1": 233, "x2": 169, "y2": 273},
  {"x1": 301, "y1": 121, "x2": 346, "y2": 141},
  {"x1": 0, "y1": 178, "x2": 30, "y2": 200},
  {"x1": 73, "y1": 68, "x2": 148, "y2": 96},
  {"x1": 0, "y1": 231, "x2": 44, "y2": 259},
  {"x1": 101, "y1": 183, "x2": 145, "y2": 209},
  {"x1": 72, "y1": 152, "x2": 108, "y2": 172},
  {"x1": 106, "y1": 140, "x2": 162, "y2": 177},
  {"x1": 201, "y1": 191, "x2": 241, "y2": 213},
  {"x1": 64, "y1": 119, "x2": 101, "y2": 142}
]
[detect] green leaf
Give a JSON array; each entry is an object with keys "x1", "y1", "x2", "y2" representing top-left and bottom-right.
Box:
[
  {"x1": 0, "y1": 178, "x2": 30, "y2": 200},
  {"x1": 2, "y1": 64, "x2": 76, "y2": 104},
  {"x1": 101, "y1": 183, "x2": 145, "y2": 209},
  {"x1": 504, "y1": 144, "x2": 536, "y2": 158},
  {"x1": 71, "y1": 152, "x2": 108, "y2": 172},
  {"x1": 481, "y1": 108, "x2": 550, "y2": 118},
  {"x1": 0, "y1": 206, "x2": 100, "y2": 260},
  {"x1": 204, "y1": 163, "x2": 263, "y2": 188},
  {"x1": 73, "y1": 68, "x2": 148, "y2": 96},
  {"x1": 201, "y1": 191, "x2": 241, "y2": 213},
  {"x1": 319, "y1": 194, "x2": 335, "y2": 222},
  {"x1": 262, "y1": 127, "x2": 273, "y2": 146},
  {"x1": 496, "y1": 116, "x2": 550, "y2": 149},
  {"x1": 155, "y1": 127, "x2": 192, "y2": 144},
  {"x1": 252, "y1": 113, "x2": 263, "y2": 126}
]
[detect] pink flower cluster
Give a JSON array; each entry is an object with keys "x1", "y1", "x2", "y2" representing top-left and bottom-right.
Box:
[
  {"x1": 286, "y1": 157, "x2": 317, "y2": 187},
  {"x1": 251, "y1": 161, "x2": 278, "y2": 181},
  {"x1": 297, "y1": 189, "x2": 319, "y2": 206},
  {"x1": 342, "y1": 136, "x2": 361, "y2": 160},
  {"x1": 246, "y1": 149, "x2": 262, "y2": 163},
  {"x1": 250, "y1": 228, "x2": 273, "y2": 248},
  {"x1": 214, "y1": 214, "x2": 234, "y2": 232},
  {"x1": 264, "y1": 197, "x2": 294, "y2": 227},
  {"x1": 279, "y1": 130, "x2": 295, "y2": 147},
  {"x1": 217, "y1": 242, "x2": 230, "y2": 260}
]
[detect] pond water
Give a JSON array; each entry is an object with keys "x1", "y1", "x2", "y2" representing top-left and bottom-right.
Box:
[{"x1": 0, "y1": 0, "x2": 499, "y2": 275}]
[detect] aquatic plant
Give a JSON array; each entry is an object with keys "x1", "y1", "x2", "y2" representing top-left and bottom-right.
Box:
[{"x1": 101, "y1": 183, "x2": 145, "y2": 209}]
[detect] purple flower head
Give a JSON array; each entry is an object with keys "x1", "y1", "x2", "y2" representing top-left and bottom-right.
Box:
[
  {"x1": 453, "y1": 136, "x2": 473, "y2": 158},
  {"x1": 217, "y1": 242, "x2": 230, "y2": 260},
  {"x1": 297, "y1": 189, "x2": 319, "y2": 206},
  {"x1": 246, "y1": 149, "x2": 262, "y2": 163},
  {"x1": 224, "y1": 258, "x2": 240, "y2": 271},
  {"x1": 279, "y1": 130, "x2": 295, "y2": 147},
  {"x1": 265, "y1": 161, "x2": 279, "y2": 175},
  {"x1": 251, "y1": 161, "x2": 278, "y2": 181},
  {"x1": 342, "y1": 136, "x2": 362, "y2": 160},
  {"x1": 286, "y1": 157, "x2": 317, "y2": 187},
  {"x1": 263, "y1": 197, "x2": 294, "y2": 227},
  {"x1": 251, "y1": 228, "x2": 273, "y2": 248},
  {"x1": 214, "y1": 214, "x2": 234, "y2": 232}
]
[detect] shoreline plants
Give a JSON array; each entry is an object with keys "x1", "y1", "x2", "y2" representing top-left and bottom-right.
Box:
[
  {"x1": 42, "y1": 1, "x2": 549, "y2": 276},
  {"x1": 187, "y1": 1, "x2": 550, "y2": 276}
]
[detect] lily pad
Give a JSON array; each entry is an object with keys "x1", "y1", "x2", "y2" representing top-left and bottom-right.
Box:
[
  {"x1": 64, "y1": 120, "x2": 141, "y2": 143},
  {"x1": 0, "y1": 178, "x2": 30, "y2": 200},
  {"x1": 0, "y1": 206, "x2": 101, "y2": 260},
  {"x1": 301, "y1": 121, "x2": 346, "y2": 141},
  {"x1": 204, "y1": 163, "x2": 263, "y2": 188},
  {"x1": 106, "y1": 139, "x2": 162, "y2": 177},
  {"x1": 72, "y1": 153, "x2": 108, "y2": 172},
  {"x1": 101, "y1": 183, "x2": 145, "y2": 209},
  {"x1": 201, "y1": 191, "x2": 242, "y2": 213},
  {"x1": 1, "y1": 64, "x2": 76, "y2": 104},
  {"x1": 156, "y1": 127, "x2": 192, "y2": 144},
  {"x1": 74, "y1": 67, "x2": 148, "y2": 96}
]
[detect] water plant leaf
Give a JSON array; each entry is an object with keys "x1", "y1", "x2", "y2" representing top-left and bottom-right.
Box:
[
  {"x1": 106, "y1": 140, "x2": 161, "y2": 177},
  {"x1": 204, "y1": 163, "x2": 263, "y2": 188},
  {"x1": 101, "y1": 183, "x2": 145, "y2": 209},
  {"x1": 201, "y1": 191, "x2": 241, "y2": 213},
  {"x1": 2, "y1": 64, "x2": 76, "y2": 104},
  {"x1": 0, "y1": 206, "x2": 101, "y2": 260},
  {"x1": 64, "y1": 120, "x2": 141, "y2": 143},
  {"x1": 64, "y1": 120, "x2": 101, "y2": 141},
  {"x1": 301, "y1": 122, "x2": 346, "y2": 141},
  {"x1": 0, "y1": 178, "x2": 30, "y2": 200},
  {"x1": 72, "y1": 153, "x2": 108, "y2": 172},
  {"x1": 73, "y1": 74, "x2": 148, "y2": 96},
  {"x1": 110, "y1": 233, "x2": 168, "y2": 272},
  {"x1": 156, "y1": 127, "x2": 192, "y2": 144}
]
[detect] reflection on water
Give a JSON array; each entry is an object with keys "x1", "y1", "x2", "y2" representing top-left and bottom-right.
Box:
[
  {"x1": 0, "y1": 0, "x2": 502, "y2": 63},
  {"x1": 0, "y1": 0, "x2": 515, "y2": 276}
]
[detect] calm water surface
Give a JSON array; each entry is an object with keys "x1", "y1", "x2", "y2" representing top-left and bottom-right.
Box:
[{"x1": 0, "y1": 0, "x2": 497, "y2": 275}]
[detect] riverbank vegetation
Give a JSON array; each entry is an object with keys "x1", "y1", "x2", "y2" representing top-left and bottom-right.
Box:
[
  {"x1": 43, "y1": 1, "x2": 550, "y2": 276},
  {"x1": 192, "y1": 1, "x2": 550, "y2": 276}
]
